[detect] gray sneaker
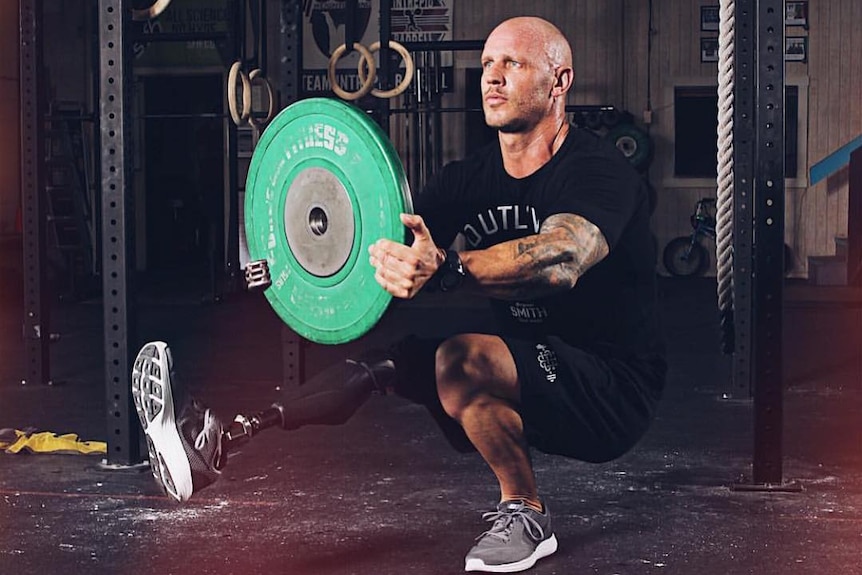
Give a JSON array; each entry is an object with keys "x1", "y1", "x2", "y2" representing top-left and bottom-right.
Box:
[
  {"x1": 131, "y1": 341, "x2": 224, "y2": 502},
  {"x1": 464, "y1": 500, "x2": 558, "y2": 573}
]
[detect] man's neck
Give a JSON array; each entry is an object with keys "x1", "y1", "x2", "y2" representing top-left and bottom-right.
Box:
[{"x1": 499, "y1": 117, "x2": 569, "y2": 179}]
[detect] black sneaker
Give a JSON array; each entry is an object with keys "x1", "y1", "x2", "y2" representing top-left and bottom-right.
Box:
[
  {"x1": 464, "y1": 500, "x2": 558, "y2": 573},
  {"x1": 131, "y1": 341, "x2": 224, "y2": 502}
]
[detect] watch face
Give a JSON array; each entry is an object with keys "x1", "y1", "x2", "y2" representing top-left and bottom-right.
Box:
[
  {"x1": 440, "y1": 271, "x2": 462, "y2": 291},
  {"x1": 437, "y1": 250, "x2": 465, "y2": 292}
]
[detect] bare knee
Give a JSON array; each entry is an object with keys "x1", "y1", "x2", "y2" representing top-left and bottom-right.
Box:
[{"x1": 435, "y1": 334, "x2": 517, "y2": 420}]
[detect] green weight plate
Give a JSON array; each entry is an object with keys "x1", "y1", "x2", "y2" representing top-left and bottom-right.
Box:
[{"x1": 245, "y1": 97, "x2": 413, "y2": 345}]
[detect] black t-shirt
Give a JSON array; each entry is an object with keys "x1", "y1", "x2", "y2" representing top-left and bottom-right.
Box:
[{"x1": 415, "y1": 126, "x2": 664, "y2": 362}]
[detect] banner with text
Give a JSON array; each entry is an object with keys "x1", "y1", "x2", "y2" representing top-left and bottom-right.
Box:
[
  {"x1": 133, "y1": 0, "x2": 229, "y2": 68},
  {"x1": 302, "y1": 0, "x2": 453, "y2": 96}
]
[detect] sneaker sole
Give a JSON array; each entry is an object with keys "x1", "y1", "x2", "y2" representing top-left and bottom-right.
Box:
[
  {"x1": 131, "y1": 341, "x2": 194, "y2": 502},
  {"x1": 464, "y1": 534, "x2": 558, "y2": 573}
]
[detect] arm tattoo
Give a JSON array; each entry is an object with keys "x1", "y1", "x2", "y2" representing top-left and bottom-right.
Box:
[
  {"x1": 535, "y1": 212, "x2": 609, "y2": 280},
  {"x1": 469, "y1": 213, "x2": 609, "y2": 300}
]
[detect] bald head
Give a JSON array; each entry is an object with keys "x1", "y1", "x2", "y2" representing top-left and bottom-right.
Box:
[
  {"x1": 480, "y1": 16, "x2": 574, "y2": 136},
  {"x1": 488, "y1": 17, "x2": 573, "y2": 73}
]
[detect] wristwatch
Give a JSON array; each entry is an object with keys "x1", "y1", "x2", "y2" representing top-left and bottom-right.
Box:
[{"x1": 436, "y1": 249, "x2": 466, "y2": 292}]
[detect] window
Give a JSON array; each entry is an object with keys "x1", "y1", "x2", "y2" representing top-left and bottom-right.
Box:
[
  {"x1": 674, "y1": 86, "x2": 799, "y2": 179},
  {"x1": 674, "y1": 87, "x2": 718, "y2": 178}
]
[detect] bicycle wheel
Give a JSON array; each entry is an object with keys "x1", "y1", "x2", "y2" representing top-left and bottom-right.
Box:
[{"x1": 663, "y1": 237, "x2": 709, "y2": 276}]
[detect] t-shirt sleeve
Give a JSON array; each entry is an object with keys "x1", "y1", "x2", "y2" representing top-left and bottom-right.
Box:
[{"x1": 545, "y1": 146, "x2": 641, "y2": 250}]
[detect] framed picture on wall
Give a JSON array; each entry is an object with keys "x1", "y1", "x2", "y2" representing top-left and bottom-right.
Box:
[
  {"x1": 700, "y1": 38, "x2": 719, "y2": 63},
  {"x1": 785, "y1": 36, "x2": 808, "y2": 62},
  {"x1": 785, "y1": 1, "x2": 808, "y2": 27},
  {"x1": 700, "y1": 5, "x2": 720, "y2": 31}
]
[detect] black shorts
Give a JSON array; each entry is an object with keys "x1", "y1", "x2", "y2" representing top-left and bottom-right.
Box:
[
  {"x1": 504, "y1": 336, "x2": 665, "y2": 462},
  {"x1": 392, "y1": 335, "x2": 666, "y2": 462}
]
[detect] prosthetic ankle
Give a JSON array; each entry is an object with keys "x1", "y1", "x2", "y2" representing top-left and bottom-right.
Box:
[
  {"x1": 220, "y1": 350, "x2": 397, "y2": 449},
  {"x1": 222, "y1": 404, "x2": 285, "y2": 450}
]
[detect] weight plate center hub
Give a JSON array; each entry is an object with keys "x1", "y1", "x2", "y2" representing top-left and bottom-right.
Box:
[{"x1": 284, "y1": 167, "x2": 355, "y2": 278}]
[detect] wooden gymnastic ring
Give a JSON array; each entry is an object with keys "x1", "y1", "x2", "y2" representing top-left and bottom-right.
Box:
[
  {"x1": 328, "y1": 43, "x2": 376, "y2": 101},
  {"x1": 358, "y1": 41, "x2": 415, "y2": 99},
  {"x1": 248, "y1": 69, "x2": 275, "y2": 127},
  {"x1": 227, "y1": 61, "x2": 252, "y2": 126}
]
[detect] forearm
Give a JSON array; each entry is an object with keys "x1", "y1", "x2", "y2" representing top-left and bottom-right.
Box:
[{"x1": 458, "y1": 213, "x2": 609, "y2": 300}]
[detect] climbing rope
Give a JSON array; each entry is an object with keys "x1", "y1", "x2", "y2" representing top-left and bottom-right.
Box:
[{"x1": 716, "y1": 0, "x2": 735, "y2": 354}]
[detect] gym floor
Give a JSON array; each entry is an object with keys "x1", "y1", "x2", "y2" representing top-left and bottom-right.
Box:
[{"x1": 1, "y1": 236, "x2": 862, "y2": 575}]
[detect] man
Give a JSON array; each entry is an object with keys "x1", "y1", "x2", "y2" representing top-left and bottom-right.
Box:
[{"x1": 132, "y1": 16, "x2": 665, "y2": 574}]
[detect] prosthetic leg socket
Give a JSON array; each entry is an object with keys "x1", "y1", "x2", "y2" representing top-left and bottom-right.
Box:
[{"x1": 220, "y1": 350, "x2": 397, "y2": 451}]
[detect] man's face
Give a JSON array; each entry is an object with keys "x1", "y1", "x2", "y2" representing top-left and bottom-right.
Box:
[{"x1": 480, "y1": 24, "x2": 557, "y2": 133}]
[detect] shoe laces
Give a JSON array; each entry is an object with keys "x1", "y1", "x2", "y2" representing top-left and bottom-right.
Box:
[
  {"x1": 478, "y1": 502, "x2": 545, "y2": 543},
  {"x1": 194, "y1": 409, "x2": 223, "y2": 465}
]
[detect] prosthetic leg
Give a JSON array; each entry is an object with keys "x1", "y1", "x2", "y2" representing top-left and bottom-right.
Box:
[
  {"x1": 220, "y1": 352, "x2": 397, "y2": 452},
  {"x1": 231, "y1": 262, "x2": 397, "y2": 448}
]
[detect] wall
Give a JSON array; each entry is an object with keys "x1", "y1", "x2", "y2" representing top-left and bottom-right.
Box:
[
  {"x1": 0, "y1": 2, "x2": 20, "y2": 235},
  {"x1": 641, "y1": 0, "x2": 813, "y2": 275},
  {"x1": 803, "y1": 1, "x2": 862, "y2": 260},
  {"x1": 641, "y1": 0, "x2": 862, "y2": 276}
]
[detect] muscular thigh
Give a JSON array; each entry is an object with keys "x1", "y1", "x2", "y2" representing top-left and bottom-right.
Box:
[
  {"x1": 503, "y1": 336, "x2": 665, "y2": 463},
  {"x1": 434, "y1": 333, "x2": 520, "y2": 403},
  {"x1": 392, "y1": 334, "x2": 519, "y2": 402}
]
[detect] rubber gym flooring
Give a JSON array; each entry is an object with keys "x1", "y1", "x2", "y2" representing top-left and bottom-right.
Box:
[{"x1": 1, "y1": 236, "x2": 862, "y2": 575}]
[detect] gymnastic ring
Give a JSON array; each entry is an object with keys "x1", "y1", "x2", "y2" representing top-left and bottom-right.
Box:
[
  {"x1": 357, "y1": 41, "x2": 415, "y2": 99},
  {"x1": 131, "y1": 0, "x2": 172, "y2": 21},
  {"x1": 227, "y1": 61, "x2": 252, "y2": 126},
  {"x1": 248, "y1": 69, "x2": 275, "y2": 127},
  {"x1": 327, "y1": 43, "x2": 376, "y2": 101}
]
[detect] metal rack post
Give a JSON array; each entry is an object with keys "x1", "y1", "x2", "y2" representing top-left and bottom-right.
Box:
[
  {"x1": 750, "y1": 0, "x2": 787, "y2": 486},
  {"x1": 19, "y1": 0, "x2": 51, "y2": 386},
  {"x1": 732, "y1": 0, "x2": 755, "y2": 399},
  {"x1": 731, "y1": 0, "x2": 797, "y2": 491},
  {"x1": 99, "y1": 0, "x2": 140, "y2": 465}
]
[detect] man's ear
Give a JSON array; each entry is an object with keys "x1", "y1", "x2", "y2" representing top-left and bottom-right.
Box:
[{"x1": 552, "y1": 66, "x2": 574, "y2": 98}]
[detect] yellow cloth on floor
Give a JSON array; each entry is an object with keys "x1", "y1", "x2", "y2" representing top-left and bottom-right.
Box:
[{"x1": 0, "y1": 429, "x2": 106, "y2": 455}]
